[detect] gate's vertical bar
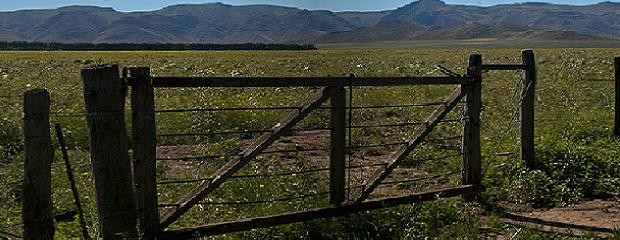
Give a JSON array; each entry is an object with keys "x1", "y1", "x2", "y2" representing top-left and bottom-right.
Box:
[
  {"x1": 22, "y1": 89, "x2": 55, "y2": 240},
  {"x1": 130, "y1": 67, "x2": 159, "y2": 238},
  {"x1": 82, "y1": 65, "x2": 138, "y2": 239},
  {"x1": 614, "y1": 57, "x2": 620, "y2": 137},
  {"x1": 330, "y1": 86, "x2": 346, "y2": 205},
  {"x1": 521, "y1": 50, "x2": 536, "y2": 168},
  {"x1": 463, "y1": 54, "x2": 482, "y2": 199}
]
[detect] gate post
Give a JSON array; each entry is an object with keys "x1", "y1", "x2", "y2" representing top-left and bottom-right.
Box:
[
  {"x1": 22, "y1": 89, "x2": 55, "y2": 240},
  {"x1": 614, "y1": 57, "x2": 620, "y2": 137},
  {"x1": 130, "y1": 67, "x2": 159, "y2": 238},
  {"x1": 82, "y1": 65, "x2": 138, "y2": 239},
  {"x1": 463, "y1": 54, "x2": 482, "y2": 198},
  {"x1": 521, "y1": 50, "x2": 536, "y2": 168},
  {"x1": 329, "y1": 86, "x2": 346, "y2": 205}
]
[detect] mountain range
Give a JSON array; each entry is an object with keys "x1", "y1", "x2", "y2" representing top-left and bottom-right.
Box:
[{"x1": 0, "y1": 0, "x2": 619, "y2": 44}]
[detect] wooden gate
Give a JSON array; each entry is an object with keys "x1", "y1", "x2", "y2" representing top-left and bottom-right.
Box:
[{"x1": 85, "y1": 54, "x2": 484, "y2": 239}]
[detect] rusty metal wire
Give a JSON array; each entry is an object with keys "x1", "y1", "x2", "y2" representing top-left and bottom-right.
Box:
[
  {"x1": 400, "y1": 154, "x2": 462, "y2": 165},
  {"x1": 230, "y1": 167, "x2": 331, "y2": 179},
  {"x1": 157, "y1": 178, "x2": 213, "y2": 185},
  {"x1": 157, "y1": 129, "x2": 272, "y2": 138},
  {"x1": 347, "y1": 102, "x2": 446, "y2": 109},
  {"x1": 158, "y1": 191, "x2": 331, "y2": 207},
  {"x1": 378, "y1": 169, "x2": 461, "y2": 186},
  {"x1": 155, "y1": 106, "x2": 306, "y2": 113},
  {"x1": 157, "y1": 167, "x2": 331, "y2": 185},
  {"x1": 155, "y1": 121, "x2": 462, "y2": 139},
  {"x1": 347, "y1": 162, "x2": 388, "y2": 169},
  {"x1": 51, "y1": 113, "x2": 88, "y2": 118},
  {"x1": 156, "y1": 127, "x2": 332, "y2": 138},
  {"x1": 348, "y1": 142, "x2": 408, "y2": 149},
  {"x1": 155, "y1": 147, "x2": 328, "y2": 161},
  {"x1": 154, "y1": 102, "x2": 449, "y2": 114},
  {"x1": 348, "y1": 136, "x2": 462, "y2": 150},
  {"x1": 349, "y1": 119, "x2": 462, "y2": 129}
]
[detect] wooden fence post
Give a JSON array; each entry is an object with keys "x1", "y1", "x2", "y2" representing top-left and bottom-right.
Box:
[
  {"x1": 82, "y1": 65, "x2": 138, "y2": 239},
  {"x1": 329, "y1": 86, "x2": 346, "y2": 205},
  {"x1": 521, "y1": 50, "x2": 536, "y2": 168},
  {"x1": 614, "y1": 57, "x2": 620, "y2": 137},
  {"x1": 130, "y1": 67, "x2": 159, "y2": 238},
  {"x1": 22, "y1": 89, "x2": 55, "y2": 240},
  {"x1": 462, "y1": 54, "x2": 482, "y2": 197}
]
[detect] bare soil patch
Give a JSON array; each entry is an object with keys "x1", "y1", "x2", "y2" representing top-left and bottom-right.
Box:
[
  {"x1": 522, "y1": 199, "x2": 620, "y2": 230},
  {"x1": 155, "y1": 130, "x2": 453, "y2": 199}
]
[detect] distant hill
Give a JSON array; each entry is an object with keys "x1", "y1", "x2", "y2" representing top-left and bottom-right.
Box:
[{"x1": 0, "y1": 0, "x2": 618, "y2": 44}]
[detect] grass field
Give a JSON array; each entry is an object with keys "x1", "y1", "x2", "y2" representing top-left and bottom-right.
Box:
[
  {"x1": 319, "y1": 39, "x2": 620, "y2": 50},
  {"x1": 1, "y1": 48, "x2": 620, "y2": 239}
]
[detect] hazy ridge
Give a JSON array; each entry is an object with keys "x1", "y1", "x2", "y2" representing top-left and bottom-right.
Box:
[{"x1": 0, "y1": 0, "x2": 618, "y2": 44}]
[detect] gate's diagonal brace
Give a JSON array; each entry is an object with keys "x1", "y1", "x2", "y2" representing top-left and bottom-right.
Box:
[
  {"x1": 352, "y1": 86, "x2": 466, "y2": 204},
  {"x1": 159, "y1": 86, "x2": 339, "y2": 230}
]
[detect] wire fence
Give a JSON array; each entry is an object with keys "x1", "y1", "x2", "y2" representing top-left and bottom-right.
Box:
[{"x1": 2, "y1": 56, "x2": 616, "y2": 237}]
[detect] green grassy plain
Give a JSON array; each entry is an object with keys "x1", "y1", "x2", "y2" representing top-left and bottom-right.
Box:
[
  {"x1": 1, "y1": 48, "x2": 620, "y2": 239},
  {"x1": 319, "y1": 39, "x2": 620, "y2": 50}
]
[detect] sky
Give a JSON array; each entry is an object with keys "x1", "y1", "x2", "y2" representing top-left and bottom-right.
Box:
[{"x1": 0, "y1": 0, "x2": 615, "y2": 12}]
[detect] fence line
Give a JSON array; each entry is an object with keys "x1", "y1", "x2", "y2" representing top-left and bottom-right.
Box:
[
  {"x1": 7, "y1": 51, "x2": 545, "y2": 238},
  {"x1": 11, "y1": 51, "x2": 620, "y2": 239}
]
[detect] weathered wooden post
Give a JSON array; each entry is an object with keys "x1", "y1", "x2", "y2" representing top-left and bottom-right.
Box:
[
  {"x1": 521, "y1": 50, "x2": 536, "y2": 168},
  {"x1": 329, "y1": 86, "x2": 346, "y2": 205},
  {"x1": 82, "y1": 65, "x2": 138, "y2": 239},
  {"x1": 130, "y1": 67, "x2": 159, "y2": 238},
  {"x1": 22, "y1": 89, "x2": 55, "y2": 240},
  {"x1": 462, "y1": 54, "x2": 482, "y2": 198},
  {"x1": 614, "y1": 57, "x2": 620, "y2": 137}
]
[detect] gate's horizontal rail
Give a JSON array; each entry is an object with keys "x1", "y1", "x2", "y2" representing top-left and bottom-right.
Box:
[
  {"x1": 159, "y1": 185, "x2": 477, "y2": 239},
  {"x1": 127, "y1": 76, "x2": 470, "y2": 88}
]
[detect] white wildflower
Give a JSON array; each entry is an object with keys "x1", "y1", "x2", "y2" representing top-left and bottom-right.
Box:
[{"x1": 230, "y1": 70, "x2": 240, "y2": 77}]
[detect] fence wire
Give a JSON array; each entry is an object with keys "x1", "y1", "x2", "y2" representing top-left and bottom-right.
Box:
[{"x1": 150, "y1": 83, "x2": 467, "y2": 227}]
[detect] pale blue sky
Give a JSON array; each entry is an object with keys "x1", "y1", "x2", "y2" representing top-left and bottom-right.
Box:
[{"x1": 0, "y1": 0, "x2": 615, "y2": 12}]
